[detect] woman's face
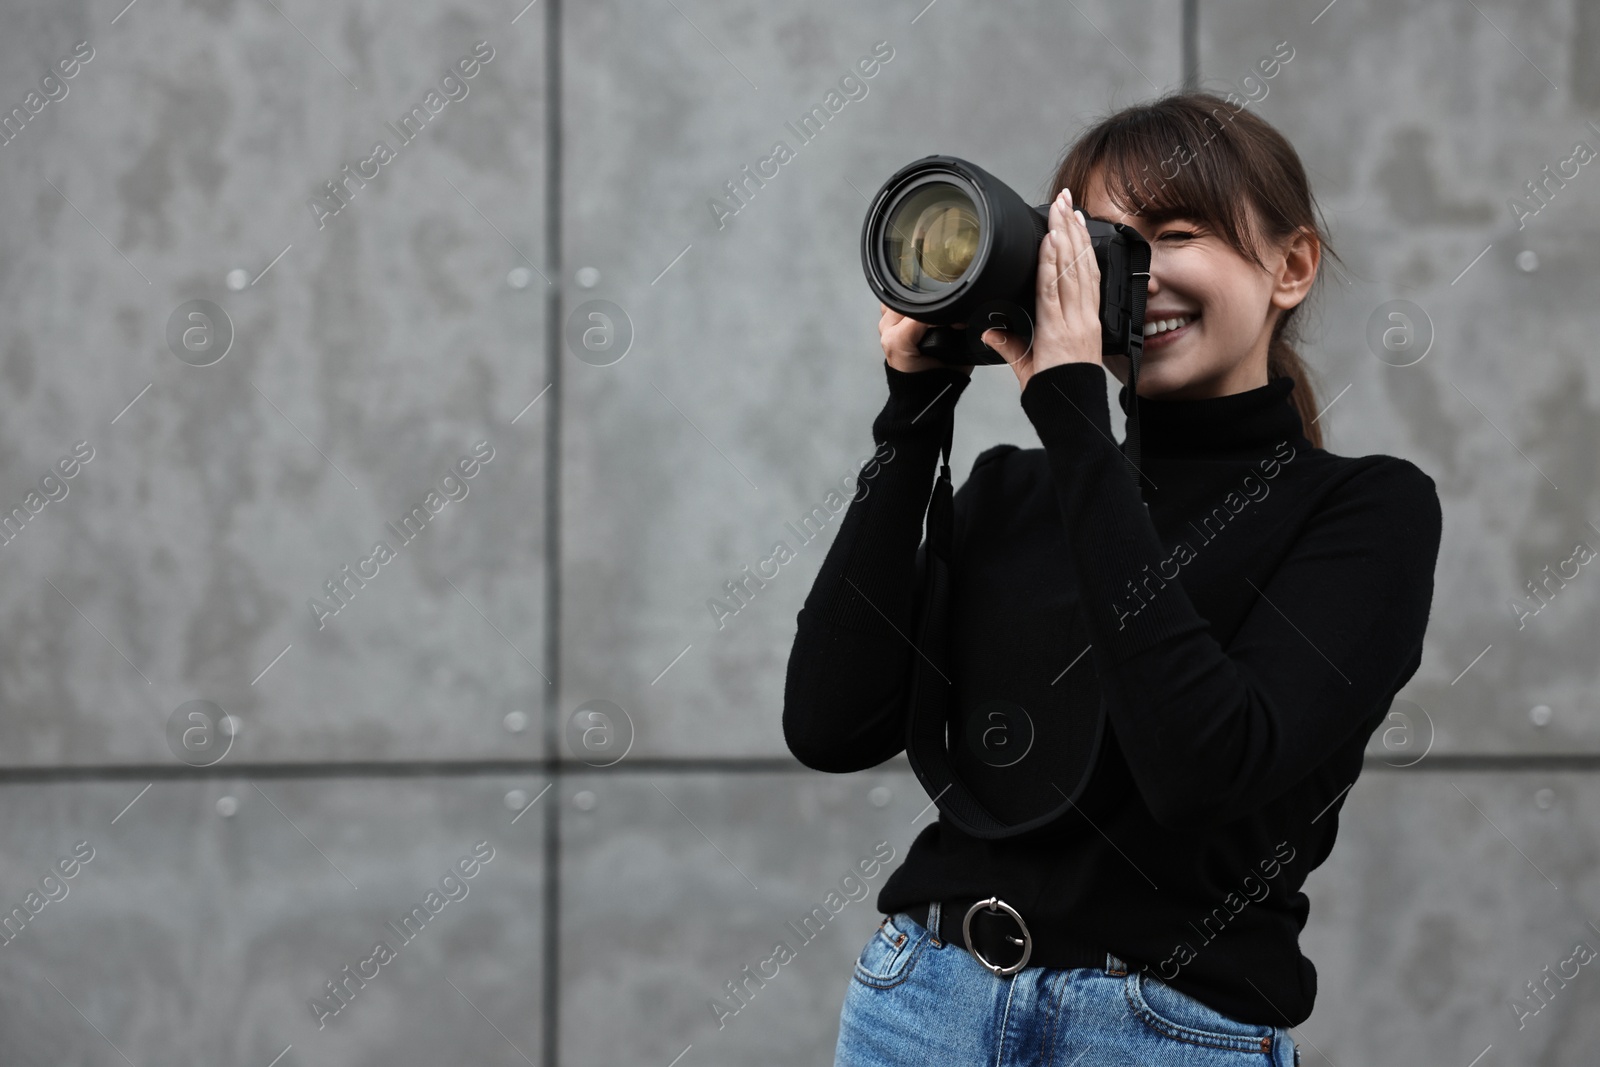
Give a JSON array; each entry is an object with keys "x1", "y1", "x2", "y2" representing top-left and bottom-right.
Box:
[{"x1": 1080, "y1": 166, "x2": 1317, "y2": 401}]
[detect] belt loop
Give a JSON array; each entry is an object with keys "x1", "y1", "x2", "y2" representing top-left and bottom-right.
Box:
[
  {"x1": 1104, "y1": 952, "x2": 1128, "y2": 976},
  {"x1": 926, "y1": 900, "x2": 943, "y2": 946}
]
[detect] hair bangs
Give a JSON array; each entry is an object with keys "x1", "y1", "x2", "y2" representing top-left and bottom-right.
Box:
[{"x1": 1058, "y1": 104, "x2": 1267, "y2": 272}]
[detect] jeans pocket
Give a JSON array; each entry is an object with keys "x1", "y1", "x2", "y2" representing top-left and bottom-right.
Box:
[
  {"x1": 852, "y1": 914, "x2": 926, "y2": 990},
  {"x1": 1125, "y1": 969, "x2": 1276, "y2": 1053}
]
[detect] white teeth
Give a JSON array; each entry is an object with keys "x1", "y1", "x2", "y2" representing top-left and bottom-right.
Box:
[{"x1": 1144, "y1": 314, "x2": 1195, "y2": 338}]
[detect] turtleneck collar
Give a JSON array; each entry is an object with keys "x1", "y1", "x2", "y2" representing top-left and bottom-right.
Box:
[{"x1": 1117, "y1": 374, "x2": 1313, "y2": 459}]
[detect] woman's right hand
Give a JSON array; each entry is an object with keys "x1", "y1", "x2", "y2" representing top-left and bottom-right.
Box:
[{"x1": 878, "y1": 303, "x2": 975, "y2": 376}]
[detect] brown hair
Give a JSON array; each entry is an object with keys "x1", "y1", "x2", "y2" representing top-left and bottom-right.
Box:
[{"x1": 1049, "y1": 90, "x2": 1342, "y2": 448}]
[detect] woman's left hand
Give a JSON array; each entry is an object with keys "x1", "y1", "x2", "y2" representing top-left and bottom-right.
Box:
[{"x1": 981, "y1": 186, "x2": 1103, "y2": 393}]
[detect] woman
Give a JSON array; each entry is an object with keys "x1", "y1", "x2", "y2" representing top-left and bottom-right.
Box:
[{"x1": 782, "y1": 91, "x2": 1442, "y2": 1066}]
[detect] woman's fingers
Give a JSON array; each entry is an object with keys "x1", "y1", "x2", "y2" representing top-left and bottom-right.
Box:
[
  {"x1": 990, "y1": 327, "x2": 1032, "y2": 390},
  {"x1": 1037, "y1": 206, "x2": 1063, "y2": 326},
  {"x1": 980, "y1": 327, "x2": 1027, "y2": 366},
  {"x1": 1047, "y1": 192, "x2": 1084, "y2": 325},
  {"x1": 880, "y1": 303, "x2": 915, "y2": 353},
  {"x1": 1068, "y1": 207, "x2": 1102, "y2": 309},
  {"x1": 1057, "y1": 207, "x2": 1085, "y2": 316}
]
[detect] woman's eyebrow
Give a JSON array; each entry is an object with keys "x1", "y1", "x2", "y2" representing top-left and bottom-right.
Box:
[{"x1": 1139, "y1": 208, "x2": 1196, "y2": 224}]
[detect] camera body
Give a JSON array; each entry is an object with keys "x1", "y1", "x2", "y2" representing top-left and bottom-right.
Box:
[{"x1": 861, "y1": 155, "x2": 1150, "y2": 367}]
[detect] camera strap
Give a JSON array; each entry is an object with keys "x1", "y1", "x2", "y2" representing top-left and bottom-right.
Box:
[
  {"x1": 1123, "y1": 262, "x2": 1150, "y2": 491},
  {"x1": 900, "y1": 407, "x2": 1100, "y2": 839}
]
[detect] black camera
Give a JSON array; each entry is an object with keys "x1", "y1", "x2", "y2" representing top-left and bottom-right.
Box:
[{"x1": 860, "y1": 155, "x2": 1151, "y2": 368}]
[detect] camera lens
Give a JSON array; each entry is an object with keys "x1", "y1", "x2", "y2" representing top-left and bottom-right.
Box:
[
  {"x1": 884, "y1": 182, "x2": 981, "y2": 292},
  {"x1": 864, "y1": 155, "x2": 1149, "y2": 371}
]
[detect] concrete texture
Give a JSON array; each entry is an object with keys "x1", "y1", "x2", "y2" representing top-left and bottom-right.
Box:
[
  {"x1": 0, "y1": 3, "x2": 550, "y2": 766},
  {"x1": 0, "y1": 0, "x2": 1595, "y2": 1062},
  {"x1": 0, "y1": 777, "x2": 546, "y2": 1066}
]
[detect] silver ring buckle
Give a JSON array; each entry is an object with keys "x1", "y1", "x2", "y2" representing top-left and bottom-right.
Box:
[{"x1": 962, "y1": 896, "x2": 1032, "y2": 976}]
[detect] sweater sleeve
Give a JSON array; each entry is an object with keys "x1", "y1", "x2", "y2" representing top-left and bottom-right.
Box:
[
  {"x1": 781, "y1": 360, "x2": 973, "y2": 773},
  {"x1": 1018, "y1": 361, "x2": 1443, "y2": 832}
]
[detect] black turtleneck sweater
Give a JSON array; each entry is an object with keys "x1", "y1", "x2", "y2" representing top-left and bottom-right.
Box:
[{"x1": 783, "y1": 358, "x2": 1442, "y2": 1028}]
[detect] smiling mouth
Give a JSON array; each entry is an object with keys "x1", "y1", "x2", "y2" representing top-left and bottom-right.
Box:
[{"x1": 1143, "y1": 313, "x2": 1198, "y2": 346}]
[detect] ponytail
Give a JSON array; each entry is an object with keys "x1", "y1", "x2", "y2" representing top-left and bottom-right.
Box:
[{"x1": 1267, "y1": 320, "x2": 1323, "y2": 451}]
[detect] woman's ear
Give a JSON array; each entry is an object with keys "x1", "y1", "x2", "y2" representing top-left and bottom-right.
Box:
[{"x1": 1270, "y1": 226, "x2": 1320, "y2": 312}]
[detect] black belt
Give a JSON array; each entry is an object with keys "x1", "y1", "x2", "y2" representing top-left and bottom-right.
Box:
[{"x1": 905, "y1": 897, "x2": 1115, "y2": 977}]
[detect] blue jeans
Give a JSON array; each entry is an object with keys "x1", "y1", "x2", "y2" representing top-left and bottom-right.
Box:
[{"x1": 835, "y1": 903, "x2": 1301, "y2": 1066}]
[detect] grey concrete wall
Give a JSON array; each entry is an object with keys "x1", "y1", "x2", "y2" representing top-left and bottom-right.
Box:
[{"x1": 0, "y1": 0, "x2": 1595, "y2": 1063}]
